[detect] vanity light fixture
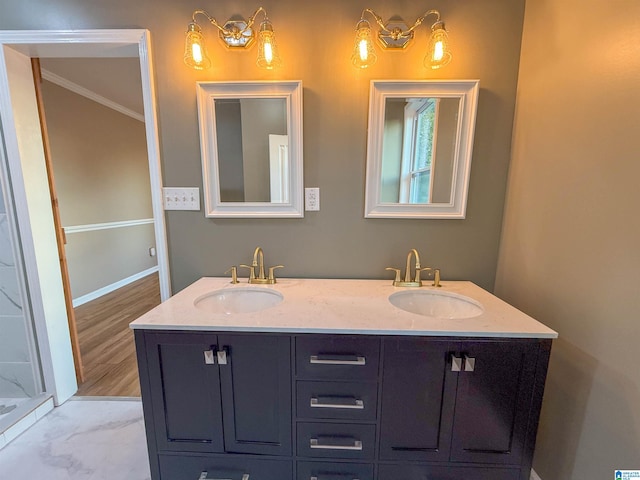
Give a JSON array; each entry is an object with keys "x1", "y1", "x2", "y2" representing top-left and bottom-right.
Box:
[
  {"x1": 184, "y1": 6, "x2": 282, "y2": 70},
  {"x1": 351, "y1": 8, "x2": 451, "y2": 70}
]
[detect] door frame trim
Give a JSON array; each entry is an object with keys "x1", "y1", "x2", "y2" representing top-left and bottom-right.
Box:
[{"x1": 0, "y1": 29, "x2": 171, "y2": 403}]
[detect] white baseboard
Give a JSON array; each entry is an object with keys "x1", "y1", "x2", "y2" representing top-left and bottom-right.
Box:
[
  {"x1": 72, "y1": 266, "x2": 159, "y2": 308},
  {"x1": 531, "y1": 469, "x2": 542, "y2": 480}
]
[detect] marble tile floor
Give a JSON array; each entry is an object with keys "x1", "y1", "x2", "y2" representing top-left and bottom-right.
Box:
[
  {"x1": 0, "y1": 398, "x2": 545, "y2": 480},
  {"x1": 0, "y1": 397, "x2": 151, "y2": 479}
]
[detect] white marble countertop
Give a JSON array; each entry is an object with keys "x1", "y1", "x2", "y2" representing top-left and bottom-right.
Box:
[{"x1": 129, "y1": 277, "x2": 557, "y2": 339}]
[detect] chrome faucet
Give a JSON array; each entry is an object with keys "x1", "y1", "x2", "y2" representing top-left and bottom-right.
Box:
[
  {"x1": 240, "y1": 246, "x2": 283, "y2": 284},
  {"x1": 386, "y1": 248, "x2": 434, "y2": 287}
]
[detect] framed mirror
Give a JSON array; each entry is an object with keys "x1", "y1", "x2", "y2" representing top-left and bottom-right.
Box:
[
  {"x1": 364, "y1": 80, "x2": 479, "y2": 219},
  {"x1": 197, "y1": 81, "x2": 303, "y2": 217}
]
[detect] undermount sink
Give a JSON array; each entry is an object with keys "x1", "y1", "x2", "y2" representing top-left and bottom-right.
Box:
[
  {"x1": 194, "y1": 287, "x2": 283, "y2": 315},
  {"x1": 389, "y1": 290, "x2": 483, "y2": 319}
]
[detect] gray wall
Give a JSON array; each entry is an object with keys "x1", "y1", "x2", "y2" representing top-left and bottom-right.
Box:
[
  {"x1": 240, "y1": 98, "x2": 287, "y2": 202},
  {"x1": 0, "y1": 0, "x2": 527, "y2": 293},
  {"x1": 40, "y1": 79, "x2": 157, "y2": 299},
  {"x1": 215, "y1": 100, "x2": 245, "y2": 202},
  {"x1": 495, "y1": 0, "x2": 640, "y2": 478},
  {"x1": 431, "y1": 98, "x2": 457, "y2": 203},
  {"x1": 380, "y1": 98, "x2": 404, "y2": 203}
]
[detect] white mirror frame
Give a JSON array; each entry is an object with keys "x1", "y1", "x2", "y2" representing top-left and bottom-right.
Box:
[
  {"x1": 197, "y1": 80, "x2": 304, "y2": 218},
  {"x1": 364, "y1": 80, "x2": 479, "y2": 219}
]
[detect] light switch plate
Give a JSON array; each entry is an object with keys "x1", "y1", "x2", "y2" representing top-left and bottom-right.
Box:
[
  {"x1": 305, "y1": 187, "x2": 320, "y2": 211},
  {"x1": 163, "y1": 187, "x2": 200, "y2": 211}
]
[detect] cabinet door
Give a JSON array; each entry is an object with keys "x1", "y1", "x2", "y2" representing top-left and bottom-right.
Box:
[
  {"x1": 145, "y1": 332, "x2": 224, "y2": 453},
  {"x1": 449, "y1": 340, "x2": 538, "y2": 465},
  {"x1": 218, "y1": 334, "x2": 292, "y2": 455},
  {"x1": 379, "y1": 338, "x2": 457, "y2": 462}
]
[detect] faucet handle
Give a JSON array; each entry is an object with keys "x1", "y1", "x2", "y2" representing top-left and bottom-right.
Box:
[
  {"x1": 239, "y1": 264, "x2": 255, "y2": 281},
  {"x1": 432, "y1": 268, "x2": 441, "y2": 287},
  {"x1": 417, "y1": 267, "x2": 432, "y2": 284},
  {"x1": 385, "y1": 267, "x2": 401, "y2": 284},
  {"x1": 224, "y1": 266, "x2": 239, "y2": 284},
  {"x1": 420, "y1": 267, "x2": 442, "y2": 287},
  {"x1": 268, "y1": 265, "x2": 284, "y2": 283}
]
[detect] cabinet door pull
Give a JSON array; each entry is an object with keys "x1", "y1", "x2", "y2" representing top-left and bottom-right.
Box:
[
  {"x1": 310, "y1": 354, "x2": 366, "y2": 366},
  {"x1": 204, "y1": 350, "x2": 215, "y2": 365},
  {"x1": 464, "y1": 355, "x2": 476, "y2": 372},
  {"x1": 451, "y1": 354, "x2": 462, "y2": 371},
  {"x1": 199, "y1": 473, "x2": 249, "y2": 480},
  {"x1": 310, "y1": 396, "x2": 364, "y2": 409},
  {"x1": 310, "y1": 436, "x2": 363, "y2": 450},
  {"x1": 217, "y1": 346, "x2": 229, "y2": 365}
]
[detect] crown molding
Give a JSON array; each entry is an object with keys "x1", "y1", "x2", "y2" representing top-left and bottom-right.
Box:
[{"x1": 41, "y1": 69, "x2": 144, "y2": 122}]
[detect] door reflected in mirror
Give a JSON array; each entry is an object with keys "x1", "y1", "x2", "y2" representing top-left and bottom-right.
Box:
[
  {"x1": 214, "y1": 98, "x2": 288, "y2": 203},
  {"x1": 197, "y1": 81, "x2": 303, "y2": 218},
  {"x1": 365, "y1": 80, "x2": 479, "y2": 219}
]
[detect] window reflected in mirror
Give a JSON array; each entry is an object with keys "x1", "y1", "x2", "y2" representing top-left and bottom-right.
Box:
[
  {"x1": 381, "y1": 97, "x2": 460, "y2": 205},
  {"x1": 364, "y1": 80, "x2": 479, "y2": 219}
]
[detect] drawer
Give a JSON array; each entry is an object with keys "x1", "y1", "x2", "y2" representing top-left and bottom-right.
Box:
[
  {"x1": 296, "y1": 422, "x2": 376, "y2": 460},
  {"x1": 296, "y1": 336, "x2": 380, "y2": 380},
  {"x1": 296, "y1": 461, "x2": 374, "y2": 480},
  {"x1": 377, "y1": 464, "x2": 520, "y2": 480},
  {"x1": 296, "y1": 381, "x2": 378, "y2": 421},
  {"x1": 158, "y1": 454, "x2": 293, "y2": 480}
]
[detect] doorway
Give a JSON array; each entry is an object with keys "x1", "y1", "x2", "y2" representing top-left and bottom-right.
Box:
[
  {"x1": 36, "y1": 56, "x2": 163, "y2": 396},
  {"x1": 0, "y1": 30, "x2": 171, "y2": 405}
]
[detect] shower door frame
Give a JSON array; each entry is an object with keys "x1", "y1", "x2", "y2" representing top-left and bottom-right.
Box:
[{"x1": 0, "y1": 114, "x2": 46, "y2": 426}]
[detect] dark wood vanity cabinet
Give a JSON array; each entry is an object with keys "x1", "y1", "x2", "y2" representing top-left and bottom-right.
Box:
[
  {"x1": 136, "y1": 331, "x2": 292, "y2": 479},
  {"x1": 379, "y1": 338, "x2": 548, "y2": 476},
  {"x1": 135, "y1": 331, "x2": 551, "y2": 480}
]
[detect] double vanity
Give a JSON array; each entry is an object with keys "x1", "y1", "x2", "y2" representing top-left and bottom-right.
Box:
[
  {"x1": 131, "y1": 276, "x2": 556, "y2": 480},
  {"x1": 135, "y1": 42, "x2": 539, "y2": 480}
]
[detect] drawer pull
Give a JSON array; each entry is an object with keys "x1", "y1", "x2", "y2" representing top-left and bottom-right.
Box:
[
  {"x1": 310, "y1": 354, "x2": 366, "y2": 366},
  {"x1": 311, "y1": 477, "x2": 360, "y2": 480},
  {"x1": 310, "y1": 396, "x2": 364, "y2": 410},
  {"x1": 199, "y1": 473, "x2": 249, "y2": 480},
  {"x1": 310, "y1": 437, "x2": 363, "y2": 451}
]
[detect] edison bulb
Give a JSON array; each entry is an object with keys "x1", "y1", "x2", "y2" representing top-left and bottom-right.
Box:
[
  {"x1": 257, "y1": 20, "x2": 282, "y2": 69},
  {"x1": 424, "y1": 22, "x2": 451, "y2": 69},
  {"x1": 184, "y1": 23, "x2": 211, "y2": 70},
  {"x1": 351, "y1": 20, "x2": 377, "y2": 68}
]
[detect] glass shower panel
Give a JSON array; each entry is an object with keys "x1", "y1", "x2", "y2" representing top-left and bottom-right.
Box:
[{"x1": 0, "y1": 122, "x2": 44, "y2": 428}]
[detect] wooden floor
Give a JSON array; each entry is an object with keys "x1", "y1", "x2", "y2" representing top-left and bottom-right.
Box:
[{"x1": 74, "y1": 272, "x2": 161, "y2": 397}]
